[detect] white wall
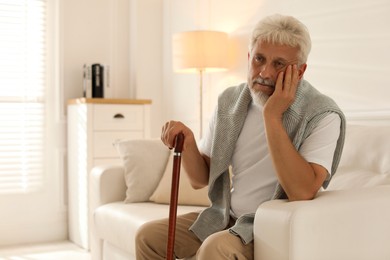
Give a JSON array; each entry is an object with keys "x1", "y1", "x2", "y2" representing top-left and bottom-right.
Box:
[
  {"x1": 163, "y1": 0, "x2": 390, "y2": 139},
  {"x1": 62, "y1": 0, "x2": 164, "y2": 138},
  {"x1": 62, "y1": 0, "x2": 130, "y2": 100}
]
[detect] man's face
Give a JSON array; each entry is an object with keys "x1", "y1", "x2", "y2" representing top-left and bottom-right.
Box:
[{"x1": 247, "y1": 40, "x2": 306, "y2": 99}]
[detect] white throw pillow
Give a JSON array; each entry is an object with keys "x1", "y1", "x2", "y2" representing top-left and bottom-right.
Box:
[
  {"x1": 150, "y1": 152, "x2": 210, "y2": 206},
  {"x1": 113, "y1": 139, "x2": 170, "y2": 203}
]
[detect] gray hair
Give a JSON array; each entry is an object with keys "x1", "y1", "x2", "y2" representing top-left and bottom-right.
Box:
[{"x1": 249, "y1": 14, "x2": 312, "y2": 64}]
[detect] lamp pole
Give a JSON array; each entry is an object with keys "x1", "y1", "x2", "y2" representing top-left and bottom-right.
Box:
[{"x1": 199, "y1": 69, "x2": 204, "y2": 138}]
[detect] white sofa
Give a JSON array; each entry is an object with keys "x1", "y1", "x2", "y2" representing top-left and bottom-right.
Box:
[
  {"x1": 90, "y1": 165, "x2": 204, "y2": 260},
  {"x1": 90, "y1": 123, "x2": 390, "y2": 260}
]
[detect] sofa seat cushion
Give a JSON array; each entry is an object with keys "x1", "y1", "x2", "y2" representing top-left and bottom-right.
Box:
[{"x1": 94, "y1": 202, "x2": 205, "y2": 255}]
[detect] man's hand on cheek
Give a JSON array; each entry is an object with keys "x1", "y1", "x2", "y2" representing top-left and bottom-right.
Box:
[{"x1": 263, "y1": 64, "x2": 299, "y2": 121}]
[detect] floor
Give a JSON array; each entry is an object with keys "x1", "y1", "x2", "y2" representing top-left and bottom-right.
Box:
[{"x1": 0, "y1": 241, "x2": 90, "y2": 260}]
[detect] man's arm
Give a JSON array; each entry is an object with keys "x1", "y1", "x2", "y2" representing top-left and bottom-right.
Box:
[
  {"x1": 264, "y1": 115, "x2": 328, "y2": 201},
  {"x1": 263, "y1": 65, "x2": 328, "y2": 201},
  {"x1": 161, "y1": 121, "x2": 210, "y2": 189},
  {"x1": 182, "y1": 147, "x2": 210, "y2": 189}
]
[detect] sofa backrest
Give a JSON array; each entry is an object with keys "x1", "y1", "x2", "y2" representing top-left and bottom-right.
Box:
[{"x1": 327, "y1": 124, "x2": 390, "y2": 190}]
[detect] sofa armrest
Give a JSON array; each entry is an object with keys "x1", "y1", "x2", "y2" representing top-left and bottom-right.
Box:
[
  {"x1": 90, "y1": 165, "x2": 126, "y2": 211},
  {"x1": 253, "y1": 185, "x2": 390, "y2": 260},
  {"x1": 90, "y1": 165, "x2": 127, "y2": 260}
]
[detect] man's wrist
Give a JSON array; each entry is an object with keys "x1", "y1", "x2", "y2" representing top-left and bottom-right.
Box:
[{"x1": 263, "y1": 110, "x2": 283, "y2": 126}]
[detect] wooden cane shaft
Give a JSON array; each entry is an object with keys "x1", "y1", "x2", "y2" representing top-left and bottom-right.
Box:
[
  {"x1": 166, "y1": 156, "x2": 181, "y2": 260},
  {"x1": 166, "y1": 133, "x2": 184, "y2": 260}
]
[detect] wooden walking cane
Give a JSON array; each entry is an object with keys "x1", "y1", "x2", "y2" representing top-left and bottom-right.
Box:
[{"x1": 166, "y1": 133, "x2": 184, "y2": 260}]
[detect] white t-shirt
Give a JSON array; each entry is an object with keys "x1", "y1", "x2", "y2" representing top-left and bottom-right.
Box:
[{"x1": 199, "y1": 102, "x2": 341, "y2": 218}]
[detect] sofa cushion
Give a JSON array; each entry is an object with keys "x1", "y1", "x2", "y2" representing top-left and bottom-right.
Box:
[
  {"x1": 150, "y1": 152, "x2": 210, "y2": 206},
  {"x1": 328, "y1": 124, "x2": 390, "y2": 190},
  {"x1": 94, "y1": 202, "x2": 205, "y2": 256},
  {"x1": 113, "y1": 139, "x2": 170, "y2": 203}
]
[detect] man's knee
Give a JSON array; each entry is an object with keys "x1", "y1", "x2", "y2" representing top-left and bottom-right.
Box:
[
  {"x1": 197, "y1": 231, "x2": 229, "y2": 258},
  {"x1": 136, "y1": 220, "x2": 167, "y2": 247},
  {"x1": 196, "y1": 231, "x2": 253, "y2": 259},
  {"x1": 136, "y1": 221, "x2": 169, "y2": 260}
]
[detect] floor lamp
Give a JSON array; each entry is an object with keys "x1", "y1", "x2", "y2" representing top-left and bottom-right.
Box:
[{"x1": 172, "y1": 30, "x2": 228, "y2": 138}]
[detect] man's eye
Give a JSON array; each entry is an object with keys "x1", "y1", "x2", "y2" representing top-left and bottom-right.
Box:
[
  {"x1": 274, "y1": 61, "x2": 285, "y2": 69},
  {"x1": 255, "y1": 56, "x2": 264, "y2": 63}
]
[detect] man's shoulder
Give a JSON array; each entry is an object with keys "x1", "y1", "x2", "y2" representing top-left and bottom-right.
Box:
[
  {"x1": 220, "y1": 82, "x2": 247, "y2": 96},
  {"x1": 216, "y1": 82, "x2": 252, "y2": 116},
  {"x1": 218, "y1": 82, "x2": 249, "y2": 104},
  {"x1": 294, "y1": 80, "x2": 340, "y2": 112}
]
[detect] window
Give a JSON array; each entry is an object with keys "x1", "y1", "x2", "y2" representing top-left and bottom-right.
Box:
[{"x1": 0, "y1": 0, "x2": 47, "y2": 193}]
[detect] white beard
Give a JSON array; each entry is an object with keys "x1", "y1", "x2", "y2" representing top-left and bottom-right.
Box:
[{"x1": 249, "y1": 88, "x2": 269, "y2": 107}]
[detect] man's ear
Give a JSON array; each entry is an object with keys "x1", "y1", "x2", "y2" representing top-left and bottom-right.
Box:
[{"x1": 298, "y1": 64, "x2": 307, "y2": 80}]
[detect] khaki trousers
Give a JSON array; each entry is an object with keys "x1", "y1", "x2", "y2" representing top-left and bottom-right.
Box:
[{"x1": 135, "y1": 212, "x2": 254, "y2": 260}]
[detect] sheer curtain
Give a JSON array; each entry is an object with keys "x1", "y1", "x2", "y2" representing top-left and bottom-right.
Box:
[{"x1": 0, "y1": 0, "x2": 47, "y2": 193}]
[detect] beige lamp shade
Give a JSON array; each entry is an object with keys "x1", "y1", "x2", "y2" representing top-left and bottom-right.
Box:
[{"x1": 172, "y1": 30, "x2": 229, "y2": 73}]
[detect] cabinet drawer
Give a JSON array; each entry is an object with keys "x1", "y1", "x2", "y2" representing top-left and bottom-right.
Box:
[
  {"x1": 93, "y1": 104, "x2": 144, "y2": 131},
  {"x1": 93, "y1": 131, "x2": 144, "y2": 157}
]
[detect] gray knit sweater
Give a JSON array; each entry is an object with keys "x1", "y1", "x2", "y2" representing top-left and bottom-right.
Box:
[{"x1": 189, "y1": 80, "x2": 346, "y2": 244}]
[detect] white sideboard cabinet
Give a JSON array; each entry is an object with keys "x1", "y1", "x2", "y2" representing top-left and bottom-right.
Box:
[{"x1": 67, "y1": 98, "x2": 151, "y2": 250}]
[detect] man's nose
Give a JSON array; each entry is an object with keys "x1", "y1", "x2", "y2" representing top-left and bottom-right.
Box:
[{"x1": 259, "y1": 64, "x2": 274, "y2": 79}]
